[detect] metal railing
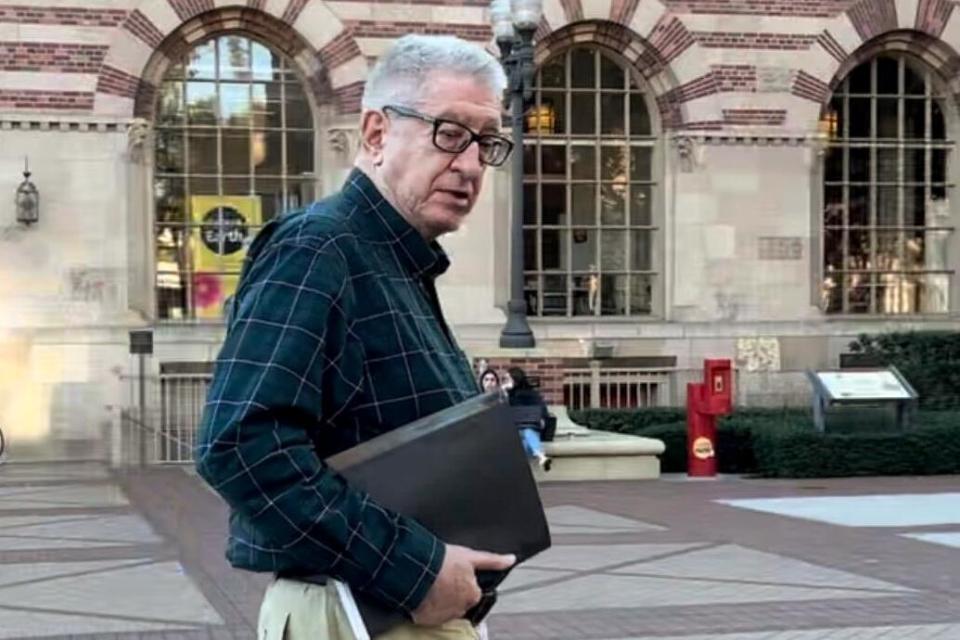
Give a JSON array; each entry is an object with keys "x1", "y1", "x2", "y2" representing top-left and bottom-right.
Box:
[{"x1": 118, "y1": 367, "x2": 211, "y2": 464}]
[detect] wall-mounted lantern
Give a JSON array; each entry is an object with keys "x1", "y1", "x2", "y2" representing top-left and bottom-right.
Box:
[{"x1": 15, "y1": 159, "x2": 39, "y2": 226}]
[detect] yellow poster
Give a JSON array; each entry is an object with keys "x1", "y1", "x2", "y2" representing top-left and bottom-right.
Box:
[{"x1": 190, "y1": 195, "x2": 262, "y2": 319}]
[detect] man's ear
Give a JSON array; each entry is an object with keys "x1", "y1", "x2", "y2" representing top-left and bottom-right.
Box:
[{"x1": 360, "y1": 110, "x2": 387, "y2": 165}]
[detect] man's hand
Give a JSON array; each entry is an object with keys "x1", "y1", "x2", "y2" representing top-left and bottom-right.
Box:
[{"x1": 412, "y1": 544, "x2": 515, "y2": 626}]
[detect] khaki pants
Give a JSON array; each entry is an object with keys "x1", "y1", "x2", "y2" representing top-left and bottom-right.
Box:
[{"x1": 258, "y1": 577, "x2": 481, "y2": 640}]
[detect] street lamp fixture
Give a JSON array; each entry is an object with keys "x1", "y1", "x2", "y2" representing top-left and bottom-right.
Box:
[
  {"x1": 15, "y1": 158, "x2": 39, "y2": 226},
  {"x1": 491, "y1": 0, "x2": 542, "y2": 349}
]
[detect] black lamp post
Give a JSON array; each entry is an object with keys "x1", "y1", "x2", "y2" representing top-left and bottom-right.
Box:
[
  {"x1": 491, "y1": 0, "x2": 541, "y2": 348},
  {"x1": 15, "y1": 158, "x2": 39, "y2": 226}
]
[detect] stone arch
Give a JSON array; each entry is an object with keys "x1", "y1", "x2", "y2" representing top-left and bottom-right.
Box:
[
  {"x1": 93, "y1": 2, "x2": 367, "y2": 118},
  {"x1": 535, "y1": 19, "x2": 719, "y2": 129}
]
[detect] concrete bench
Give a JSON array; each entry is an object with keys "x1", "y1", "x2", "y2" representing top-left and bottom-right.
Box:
[{"x1": 534, "y1": 406, "x2": 666, "y2": 482}]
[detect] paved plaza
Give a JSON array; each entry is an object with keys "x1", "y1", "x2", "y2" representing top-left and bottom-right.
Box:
[{"x1": 1, "y1": 462, "x2": 959, "y2": 639}]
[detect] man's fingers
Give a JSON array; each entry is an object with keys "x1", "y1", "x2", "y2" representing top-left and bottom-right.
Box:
[{"x1": 468, "y1": 551, "x2": 516, "y2": 571}]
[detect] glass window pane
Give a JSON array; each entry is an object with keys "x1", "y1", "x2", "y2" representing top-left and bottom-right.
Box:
[
  {"x1": 542, "y1": 184, "x2": 566, "y2": 225},
  {"x1": 845, "y1": 274, "x2": 872, "y2": 313},
  {"x1": 631, "y1": 230, "x2": 652, "y2": 271},
  {"x1": 824, "y1": 229, "x2": 844, "y2": 272},
  {"x1": 189, "y1": 176, "x2": 219, "y2": 197},
  {"x1": 186, "y1": 40, "x2": 216, "y2": 80},
  {"x1": 253, "y1": 130, "x2": 283, "y2": 175},
  {"x1": 877, "y1": 186, "x2": 898, "y2": 226},
  {"x1": 830, "y1": 97, "x2": 846, "y2": 138},
  {"x1": 542, "y1": 274, "x2": 567, "y2": 316},
  {"x1": 285, "y1": 83, "x2": 312, "y2": 129},
  {"x1": 630, "y1": 275, "x2": 653, "y2": 315},
  {"x1": 156, "y1": 129, "x2": 185, "y2": 174},
  {"x1": 875, "y1": 231, "x2": 900, "y2": 270},
  {"x1": 571, "y1": 146, "x2": 595, "y2": 180},
  {"x1": 825, "y1": 147, "x2": 843, "y2": 182},
  {"x1": 571, "y1": 94, "x2": 596, "y2": 134},
  {"x1": 904, "y1": 186, "x2": 926, "y2": 226},
  {"x1": 932, "y1": 100, "x2": 946, "y2": 139},
  {"x1": 906, "y1": 148, "x2": 926, "y2": 182},
  {"x1": 523, "y1": 229, "x2": 538, "y2": 271},
  {"x1": 848, "y1": 98, "x2": 871, "y2": 138},
  {"x1": 572, "y1": 184, "x2": 596, "y2": 225},
  {"x1": 600, "y1": 54, "x2": 624, "y2": 89},
  {"x1": 571, "y1": 49, "x2": 595, "y2": 88},
  {"x1": 251, "y1": 40, "x2": 281, "y2": 81},
  {"x1": 824, "y1": 186, "x2": 844, "y2": 226},
  {"x1": 600, "y1": 184, "x2": 626, "y2": 225},
  {"x1": 287, "y1": 131, "x2": 314, "y2": 176},
  {"x1": 221, "y1": 128, "x2": 251, "y2": 175},
  {"x1": 186, "y1": 82, "x2": 217, "y2": 125},
  {"x1": 876, "y1": 57, "x2": 898, "y2": 95},
  {"x1": 877, "y1": 99, "x2": 898, "y2": 138},
  {"x1": 220, "y1": 84, "x2": 252, "y2": 127},
  {"x1": 252, "y1": 83, "x2": 283, "y2": 129},
  {"x1": 542, "y1": 230, "x2": 566, "y2": 270},
  {"x1": 848, "y1": 230, "x2": 870, "y2": 269},
  {"x1": 849, "y1": 186, "x2": 869, "y2": 226},
  {"x1": 600, "y1": 93, "x2": 625, "y2": 135},
  {"x1": 904, "y1": 99, "x2": 925, "y2": 139},
  {"x1": 601, "y1": 146, "x2": 628, "y2": 181},
  {"x1": 630, "y1": 93, "x2": 651, "y2": 137},
  {"x1": 222, "y1": 177, "x2": 251, "y2": 197},
  {"x1": 571, "y1": 228, "x2": 596, "y2": 270},
  {"x1": 849, "y1": 147, "x2": 869, "y2": 182},
  {"x1": 155, "y1": 177, "x2": 186, "y2": 224},
  {"x1": 631, "y1": 148, "x2": 652, "y2": 181},
  {"x1": 631, "y1": 185, "x2": 652, "y2": 226},
  {"x1": 540, "y1": 58, "x2": 565, "y2": 88},
  {"x1": 219, "y1": 36, "x2": 251, "y2": 81},
  {"x1": 932, "y1": 149, "x2": 948, "y2": 183},
  {"x1": 601, "y1": 274, "x2": 628, "y2": 316},
  {"x1": 848, "y1": 62, "x2": 871, "y2": 94},
  {"x1": 525, "y1": 275, "x2": 540, "y2": 315},
  {"x1": 904, "y1": 64, "x2": 925, "y2": 95},
  {"x1": 572, "y1": 273, "x2": 595, "y2": 316},
  {"x1": 188, "y1": 130, "x2": 218, "y2": 174},
  {"x1": 876, "y1": 148, "x2": 898, "y2": 183},
  {"x1": 601, "y1": 230, "x2": 627, "y2": 270},
  {"x1": 536, "y1": 92, "x2": 564, "y2": 136},
  {"x1": 158, "y1": 82, "x2": 184, "y2": 126},
  {"x1": 523, "y1": 144, "x2": 537, "y2": 175},
  {"x1": 286, "y1": 179, "x2": 314, "y2": 211},
  {"x1": 253, "y1": 177, "x2": 284, "y2": 221},
  {"x1": 523, "y1": 184, "x2": 537, "y2": 224},
  {"x1": 541, "y1": 145, "x2": 566, "y2": 178}
]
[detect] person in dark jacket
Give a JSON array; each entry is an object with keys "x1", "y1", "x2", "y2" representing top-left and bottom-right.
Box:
[{"x1": 506, "y1": 367, "x2": 551, "y2": 472}]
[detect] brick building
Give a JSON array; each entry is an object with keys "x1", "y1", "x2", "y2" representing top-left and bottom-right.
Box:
[{"x1": 1, "y1": 0, "x2": 958, "y2": 461}]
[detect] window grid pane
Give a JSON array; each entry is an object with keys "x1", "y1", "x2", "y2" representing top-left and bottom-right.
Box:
[
  {"x1": 821, "y1": 56, "x2": 953, "y2": 315},
  {"x1": 154, "y1": 35, "x2": 315, "y2": 321},
  {"x1": 524, "y1": 46, "x2": 658, "y2": 317}
]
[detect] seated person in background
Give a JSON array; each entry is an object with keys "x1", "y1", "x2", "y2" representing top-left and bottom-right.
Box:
[{"x1": 506, "y1": 367, "x2": 552, "y2": 472}]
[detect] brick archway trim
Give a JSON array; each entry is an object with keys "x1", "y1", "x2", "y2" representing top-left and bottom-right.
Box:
[
  {"x1": 93, "y1": 2, "x2": 367, "y2": 118},
  {"x1": 535, "y1": 20, "x2": 723, "y2": 129}
]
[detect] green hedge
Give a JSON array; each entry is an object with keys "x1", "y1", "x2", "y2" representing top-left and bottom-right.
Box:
[
  {"x1": 849, "y1": 331, "x2": 960, "y2": 409},
  {"x1": 569, "y1": 407, "x2": 960, "y2": 477}
]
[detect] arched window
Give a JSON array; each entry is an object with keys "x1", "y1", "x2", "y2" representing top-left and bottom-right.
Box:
[
  {"x1": 153, "y1": 35, "x2": 316, "y2": 320},
  {"x1": 523, "y1": 46, "x2": 658, "y2": 317},
  {"x1": 822, "y1": 55, "x2": 952, "y2": 315}
]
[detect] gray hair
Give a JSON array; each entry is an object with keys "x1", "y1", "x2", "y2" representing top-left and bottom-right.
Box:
[{"x1": 361, "y1": 34, "x2": 507, "y2": 111}]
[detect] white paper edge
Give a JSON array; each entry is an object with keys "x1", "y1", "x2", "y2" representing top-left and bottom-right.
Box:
[{"x1": 333, "y1": 579, "x2": 372, "y2": 640}]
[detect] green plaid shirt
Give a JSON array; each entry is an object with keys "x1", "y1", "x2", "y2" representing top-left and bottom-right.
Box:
[{"x1": 196, "y1": 168, "x2": 479, "y2": 616}]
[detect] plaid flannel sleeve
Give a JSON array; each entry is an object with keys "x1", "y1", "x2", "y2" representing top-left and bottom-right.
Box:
[{"x1": 196, "y1": 237, "x2": 444, "y2": 615}]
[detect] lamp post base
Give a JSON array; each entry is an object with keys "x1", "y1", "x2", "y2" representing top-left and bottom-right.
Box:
[{"x1": 499, "y1": 300, "x2": 536, "y2": 348}]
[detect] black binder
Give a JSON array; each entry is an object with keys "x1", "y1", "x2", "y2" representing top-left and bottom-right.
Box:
[{"x1": 326, "y1": 392, "x2": 552, "y2": 635}]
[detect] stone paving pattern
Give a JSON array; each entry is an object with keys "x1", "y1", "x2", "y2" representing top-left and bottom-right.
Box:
[{"x1": 1, "y1": 463, "x2": 959, "y2": 639}]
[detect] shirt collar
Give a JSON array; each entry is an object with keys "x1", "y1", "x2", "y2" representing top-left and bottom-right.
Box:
[{"x1": 341, "y1": 168, "x2": 450, "y2": 279}]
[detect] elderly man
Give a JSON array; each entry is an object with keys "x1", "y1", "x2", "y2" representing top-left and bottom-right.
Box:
[{"x1": 196, "y1": 34, "x2": 515, "y2": 640}]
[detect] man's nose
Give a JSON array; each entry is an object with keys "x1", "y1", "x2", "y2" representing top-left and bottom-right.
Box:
[{"x1": 450, "y1": 139, "x2": 485, "y2": 175}]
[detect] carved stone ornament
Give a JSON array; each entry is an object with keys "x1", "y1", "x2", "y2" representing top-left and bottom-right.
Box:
[
  {"x1": 327, "y1": 128, "x2": 360, "y2": 159},
  {"x1": 736, "y1": 337, "x2": 781, "y2": 372},
  {"x1": 127, "y1": 118, "x2": 151, "y2": 162}
]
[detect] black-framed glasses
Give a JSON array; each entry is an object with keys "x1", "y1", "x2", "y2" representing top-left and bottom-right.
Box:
[{"x1": 383, "y1": 104, "x2": 514, "y2": 167}]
